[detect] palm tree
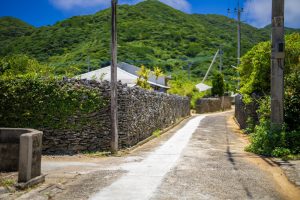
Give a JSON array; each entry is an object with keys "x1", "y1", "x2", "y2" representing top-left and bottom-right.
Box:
[
  {"x1": 137, "y1": 65, "x2": 151, "y2": 90},
  {"x1": 153, "y1": 66, "x2": 164, "y2": 91}
]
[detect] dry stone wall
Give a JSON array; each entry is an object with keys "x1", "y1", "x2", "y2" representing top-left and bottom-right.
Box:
[
  {"x1": 195, "y1": 97, "x2": 232, "y2": 114},
  {"x1": 234, "y1": 94, "x2": 260, "y2": 130},
  {"x1": 42, "y1": 79, "x2": 190, "y2": 154}
]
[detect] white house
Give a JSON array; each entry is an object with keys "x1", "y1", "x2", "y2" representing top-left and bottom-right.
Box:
[{"x1": 78, "y1": 62, "x2": 170, "y2": 92}]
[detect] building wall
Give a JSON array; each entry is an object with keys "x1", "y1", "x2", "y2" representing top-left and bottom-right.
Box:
[{"x1": 42, "y1": 80, "x2": 190, "y2": 155}]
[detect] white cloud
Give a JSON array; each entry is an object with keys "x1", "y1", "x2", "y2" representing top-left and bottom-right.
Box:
[
  {"x1": 49, "y1": 0, "x2": 191, "y2": 13},
  {"x1": 244, "y1": 0, "x2": 300, "y2": 28}
]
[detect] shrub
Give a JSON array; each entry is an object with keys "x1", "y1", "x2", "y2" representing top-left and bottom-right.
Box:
[
  {"x1": 167, "y1": 69, "x2": 208, "y2": 109},
  {"x1": 240, "y1": 33, "x2": 300, "y2": 157},
  {"x1": 245, "y1": 117, "x2": 255, "y2": 134},
  {"x1": 246, "y1": 96, "x2": 300, "y2": 156},
  {"x1": 271, "y1": 147, "x2": 291, "y2": 158},
  {"x1": 0, "y1": 54, "x2": 54, "y2": 77},
  {"x1": 285, "y1": 130, "x2": 300, "y2": 154},
  {"x1": 246, "y1": 118, "x2": 286, "y2": 156},
  {"x1": 0, "y1": 76, "x2": 106, "y2": 130},
  {"x1": 211, "y1": 72, "x2": 224, "y2": 97}
]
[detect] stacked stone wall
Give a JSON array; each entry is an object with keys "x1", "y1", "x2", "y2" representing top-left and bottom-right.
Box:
[
  {"x1": 42, "y1": 80, "x2": 190, "y2": 154},
  {"x1": 234, "y1": 94, "x2": 259, "y2": 130},
  {"x1": 195, "y1": 97, "x2": 232, "y2": 114}
]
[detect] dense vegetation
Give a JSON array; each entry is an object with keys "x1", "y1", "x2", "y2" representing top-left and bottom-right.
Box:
[
  {"x1": 167, "y1": 69, "x2": 208, "y2": 108},
  {"x1": 0, "y1": 56, "x2": 105, "y2": 130},
  {"x1": 239, "y1": 33, "x2": 300, "y2": 158},
  {"x1": 2, "y1": 0, "x2": 299, "y2": 89}
]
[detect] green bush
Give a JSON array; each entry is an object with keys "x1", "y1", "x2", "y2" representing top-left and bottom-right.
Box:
[
  {"x1": 271, "y1": 147, "x2": 291, "y2": 158},
  {"x1": 246, "y1": 119, "x2": 286, "y2": 156},
  {"x1": 0, "y1": 76, "x2": 106, "y2": 130},
  {"x1": 168, "y1": 69, "x2": 208, "y2": 109},
  {"x1": 240, "y1": 33, "x2": 300, "y2": 158},
  {"x1": 239, "y1": 33, "x2": 300, "y2": 102},
  {"x1": 245, "y1": 117, "x2": 256, "y2": 134},
  {"x1": 285, "y1": 130, "x2": 300, "y2": 154},
  {"x1": 0, "y1": 54, "x2": 54, "y2": 77},
  {"x1": 211, "y1": 72, "x2": 224, "y2": 97},
  {"x1": 246, "y1": 96, "x2": 300, "y2": 156},
  {"x1": 285, "y1": 70, "x2": 300, "y2": 131}
]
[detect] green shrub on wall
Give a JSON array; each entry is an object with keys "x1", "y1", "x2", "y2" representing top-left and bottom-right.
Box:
[
  {"x1": 0, "y1": 54, "x2": 106, "y2": 130},
  {"x1": 0, "y1": 76, "x2": 106, "y2": 130}
]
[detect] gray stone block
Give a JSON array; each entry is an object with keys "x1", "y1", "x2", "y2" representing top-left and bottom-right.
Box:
[
  {"x1": 0, "y1": 128, "x2": 43, "y2": 184},
  {"x1": 195, "y1": 97, "x2": 232, "y2": 114}
]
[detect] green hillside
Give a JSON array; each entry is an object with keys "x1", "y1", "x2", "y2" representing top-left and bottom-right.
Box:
[
  {"x1": 0, "y1": 17, "x2": 35, "y2": 41},
  {"x1": 0, "y1": 0, "x2": 298, "y2": 81}
]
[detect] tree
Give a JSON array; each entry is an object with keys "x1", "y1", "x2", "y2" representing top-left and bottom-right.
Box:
[
  {"x1": 211, "y1": 72, "x2": 225, "y2": 97},
  {"x1": 136, "y1": 65, "x2": 151, "y2": 90},
  {"x1": 153, "y1": 66, "x2": 163, "y2": 81},
  {"x1": 0, "y1": 54, "x2": 54, "y2": 78},
  {"x1": 153, "y1": 66, "x2": 164, "y2": 90}
]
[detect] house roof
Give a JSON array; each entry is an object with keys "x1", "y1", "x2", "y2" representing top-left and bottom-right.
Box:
[
  {"x1": 196, "y1": 83, "x2": 212, "y2": 92},
  {"x1": 77, "y1": 65, "x2": 170, "y2": 89},
  {"x1": 118, "y1": 62, "x2": 167, "y2": 86}
]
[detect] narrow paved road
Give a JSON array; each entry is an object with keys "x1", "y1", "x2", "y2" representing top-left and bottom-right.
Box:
[
  {"x1": 22, "y1": 111, "x2": 299, "y2": 200},
  {"x1": 151, "y1": 112, "x2": 285, "y2": 200}
]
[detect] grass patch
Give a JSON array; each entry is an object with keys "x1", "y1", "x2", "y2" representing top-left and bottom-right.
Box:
[
  {"x1": 152, "y1": 130, "x2": 161, "y2": 137},
  {"x1": 0, "y1": 178, "x2": 15, "y2": 188},
  {"x1": 81, "y1": 151, "x2": 111, "y2": 158}
]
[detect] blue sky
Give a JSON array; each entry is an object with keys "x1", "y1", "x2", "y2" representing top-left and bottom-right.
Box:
[{"x1": 0, "y1": 0, "x2": 299, "y2": 28}]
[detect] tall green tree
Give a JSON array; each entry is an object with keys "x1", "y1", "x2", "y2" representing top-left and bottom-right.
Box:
[{"x1": 211, "y1": 72, "x2": 225, "y2": 97}]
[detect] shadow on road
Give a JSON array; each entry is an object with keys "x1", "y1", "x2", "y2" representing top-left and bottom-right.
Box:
[{"x1": 225, "y1": 125, "x2": 254, "y2": 199}]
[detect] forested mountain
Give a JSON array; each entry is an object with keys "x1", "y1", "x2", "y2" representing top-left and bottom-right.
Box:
[
  {"x1": 0, "y1": 17, "x2": 35, "y2": 41},
  {"x1": 0, "y1": 0, "x2": 298, "y2": 79}
]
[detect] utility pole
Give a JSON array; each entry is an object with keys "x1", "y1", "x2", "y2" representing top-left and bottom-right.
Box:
[
  {"x1": 110, "y1": 0, "x2": 118, "y2": 153},
  {"x1": 235, "y1": 1, "x2": 243, "y2": 67},
  {"x1": 271, "y1": 0, "x2": 285, "y2": 127},
  {"x1": 229, "y1": 1, "x2": 243, "y2": 89}
]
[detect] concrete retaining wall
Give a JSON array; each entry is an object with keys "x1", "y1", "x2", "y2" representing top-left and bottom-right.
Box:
[
  {"x1": 0, "y1": 128, "x2": 43, "y2": 183},
  {"x1": 42, "y1": 80, "x2": 190, "y2": 155},
  {"x1": 195, "y1": 97, "x2": 232, "y2": 114},
  {"x1": 0, "y1": 129, "x2": 27, "y2": 171}
]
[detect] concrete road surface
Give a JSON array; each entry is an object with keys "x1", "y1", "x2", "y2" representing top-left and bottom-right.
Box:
[{"x1": 17, "y1": 111, "x2": 300, "y2": 200}]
